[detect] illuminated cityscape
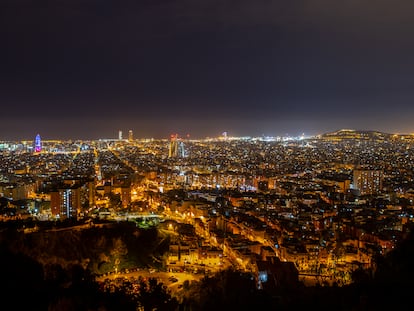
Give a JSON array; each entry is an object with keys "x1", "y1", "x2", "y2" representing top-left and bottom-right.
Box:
[
  {"x1": 2, "y1": 1, "x2": 414, "y2": 309},
  {"x1": 1, "y1": 129, "x2": 414, "y2": 309}
]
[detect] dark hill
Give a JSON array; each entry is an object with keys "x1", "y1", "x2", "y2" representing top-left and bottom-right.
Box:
[
  {"x1": 1, "y1": 221, "x2": 414, "y2": 310},
  {"x1": 0, "y1": 222, "x2": 169, "y2": 278}
]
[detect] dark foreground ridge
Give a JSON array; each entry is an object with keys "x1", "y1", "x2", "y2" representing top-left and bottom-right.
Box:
[{"x1": 1, "y1": 221, "x2": 413, "y2": 311}]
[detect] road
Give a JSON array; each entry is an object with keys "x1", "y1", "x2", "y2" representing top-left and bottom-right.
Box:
[{"x1": 96, "y1": 269, "x2": 203, "y2": 293}]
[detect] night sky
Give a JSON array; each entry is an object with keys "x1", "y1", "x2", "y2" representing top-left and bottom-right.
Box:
[{"x1": 1, "y1": 0, "x2": 414, "y2": 140}]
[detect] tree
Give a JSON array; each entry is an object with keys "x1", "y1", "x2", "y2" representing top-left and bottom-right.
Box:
[
  {"x1": 109, "y1": 193, "x2": 122, "y2": 208},
  {"x1": 110, "y1": 237, "x2": 128, "y2": 272}
]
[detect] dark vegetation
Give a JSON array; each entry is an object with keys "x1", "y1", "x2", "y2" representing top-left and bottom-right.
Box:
[{"x1": 0, "y1": 221, "x2": 413, "y2": 310}]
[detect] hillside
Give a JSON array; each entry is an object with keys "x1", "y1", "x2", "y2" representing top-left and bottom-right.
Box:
[
  {"x1": 0, "y1": 221, "x2": 169, "y2": 278},
  {"x1": 1, "y1": 221, "x2": 414, "y2": 310}
]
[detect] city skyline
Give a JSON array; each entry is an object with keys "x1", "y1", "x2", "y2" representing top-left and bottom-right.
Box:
[
  {"x1": 0, "y1": 128, "x2": 411, "y2": 143},
  {"x1": 2, "y1": 1, "x2": 414, "y2": 140}
]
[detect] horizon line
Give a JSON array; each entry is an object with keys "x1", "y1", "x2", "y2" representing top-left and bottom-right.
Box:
[{"x1": 1, "y1": 128, "x2": 414, "y2": 142}]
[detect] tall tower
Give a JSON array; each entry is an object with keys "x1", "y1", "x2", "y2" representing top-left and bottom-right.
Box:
[
  {"x1": 118, "y1": 130, "x2": 123, "y2": 140},
  {"x1": 128, "y1": 129, "x2": 133, "y2": 141},
  {"x1": 178, "y1": 141, "x2": 185, "y2": 157},
  {"x1": 168, "y1": 134, "x2": 185, "y2": 158},
  {"x1": 168, "y1": 134, "x2": 178, "y2": 158},
  {"x1": 34, "y1": 134, "x2": 42, "y2": 153}
]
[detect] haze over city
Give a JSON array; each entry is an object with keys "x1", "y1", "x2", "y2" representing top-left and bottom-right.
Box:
[{"x1": 2, "y1": 0, "x2": 414, "y2": 140}]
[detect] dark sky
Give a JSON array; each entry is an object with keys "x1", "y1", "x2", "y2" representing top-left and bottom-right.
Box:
[{"x1": 1, "y1": 0, "x2": 414, "y2": 140}]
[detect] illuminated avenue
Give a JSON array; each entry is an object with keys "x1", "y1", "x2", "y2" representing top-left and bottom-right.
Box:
[{"x1": 1, "y1": 129, "x2": 414, "y2": 292}]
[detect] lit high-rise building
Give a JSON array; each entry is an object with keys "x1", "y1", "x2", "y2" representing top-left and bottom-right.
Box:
[
  {"x1": 34, "y1": 134, "x2": 42, "y2": 153},
  {"x1": 168, "y1": 134, "x2": 178, "y2": 158},
  {"x1": 178, "y1": 141, "x2": 185, "y2": 157},
  {"x1": 118, "y1": 130, "x2": 123, "y2": 140},
  {"x1": 128, "y1": 129, "x2": 133, "y2": 141},
  {"x1": 168, "y1": 134, "x2": 185, "y2": 158},
  {"x1": 353, "y1": 168, "x2": 383, "y2": 195},
  {"x1": 50, "y1": 185, "x2": 81, "y2": 219}
]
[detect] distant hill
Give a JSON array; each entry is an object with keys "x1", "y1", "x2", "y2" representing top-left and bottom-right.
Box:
[{"x1": 320, "y1": 129, "x2": 394, "y2": 141}]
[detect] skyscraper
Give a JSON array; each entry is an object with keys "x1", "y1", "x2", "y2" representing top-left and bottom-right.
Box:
[
  {"x1": 128, "y1": 129, "x2": 133, "y2": 141},
  {"x1": 168, "y1": 134, "x2": 185, "y2": 158},
  {"x1": 178, "y1": 141, "x2": 185, "y2": 157},
  {"x1": 118, "y1": 130, "x2": 123, "y2": 140},
  {"x1": 34, "y1": 134, "x2": 42, "y2": 153},
  {"x1": 168, "y1": 134, "x2": 178, "y2": 158}
]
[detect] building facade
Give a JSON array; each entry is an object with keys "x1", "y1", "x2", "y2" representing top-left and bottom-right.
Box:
[
  {"x1": 50, "y1": 185, "x2": 81, "y2": 219},
  {"x1": 353, "y1": 169, "x2": 383, "y2": 195},
  {"x1": 34, "y1": 134, "x2": 42, "y2": 153}
]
